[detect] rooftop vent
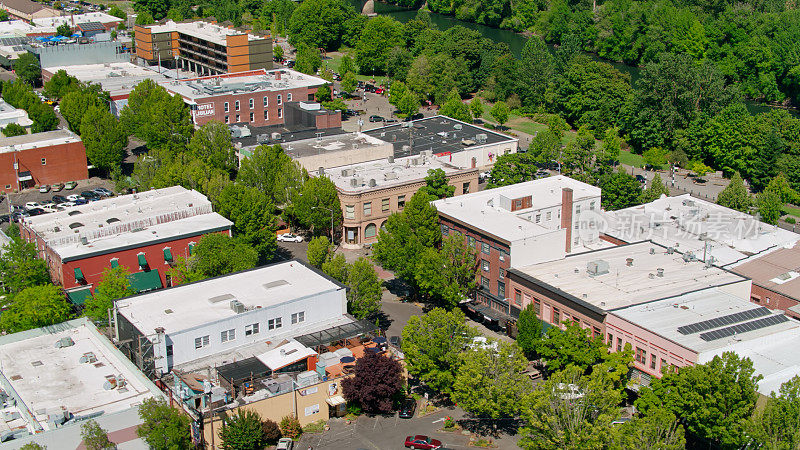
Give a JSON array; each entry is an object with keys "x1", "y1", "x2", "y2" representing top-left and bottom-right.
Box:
[
  {"x1": 69, "y1": 222, "x2": 83, "y2": 229},
  {"x1": 454, "y1": 124, "x2": 463, "y2": 130},
  {"x1": 106, "y1": 217, "x2": 120, "y2": 224},
  {"x1": 208, "y1": 293, "x2": 235, "y2": 304},
  {"x1": 666, "y1": 247, "x2": 675, "y2": 254},
  {"x1": 626, "y1": 258, "x2": 634, "y2": 267},
  {"x1": 388, "y1": 155, "x2": 394, "y2": 163},
  {"x1": 649, "y1": 247, "x2": 655, "y2": 254},
  {"x1": 230, "y1": 300, "x2": 245, "y2": 314},
  {"x1": 30, "y1": 361, "x2": 43, "y2": 367},
  {"x1": 368, "y1": 178, "x2": 377, "y2": 187},
  {"x1": 54, "y1": 337, "x2": 74, "y2": 348},
  {"x1": 68, "y1": 210, "x2": 81, "y2": 216},
  {"x1": 263, "y1": 279, "x2": 290, "y2": 290},
  {"x1": 586, "y1": 260, "x2": 609, "y2": 276},
  {"x1": 657, "y1": 268, "x2": 664, "y2": 277},
  {"x1": 79, "y1": 352, "x2": 97, "y2": 364}
]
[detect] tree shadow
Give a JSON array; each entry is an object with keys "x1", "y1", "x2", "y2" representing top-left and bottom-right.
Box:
[
  {"x1": 456, "y1": 417, "x2": 521, "y2": 438},
  {"x1": 383, "y1": 278, "x2": 410, "y2": 298},
  {"x1": 373, "y1": 311, "x2": 392, "y2": 331},
  {"x1": 271, "y1": 246, "x2": 294, "y2": 262}
]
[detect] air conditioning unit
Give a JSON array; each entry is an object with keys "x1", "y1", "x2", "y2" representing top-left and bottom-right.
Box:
[
  {"x1": 368, "y1": 179, "x2": 376, "y2": 187},
  {"x1": 229, "y1": 300, "x2": 245, "y2": 314},
  {"x1": 271, "y1": 132, "x2": 282, "y2": 140}
]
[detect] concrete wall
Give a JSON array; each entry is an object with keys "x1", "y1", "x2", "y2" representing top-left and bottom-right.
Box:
[
  {"x1": 31, "y1": 41, "x2": 132, "y2": 68},
  {"x1": 294, "y1": 142, "x2": 394, "y2": 173},
  {"x1": 509, "y1": 229, "x2": 567, "y2": 268},
  {"x1": 0, "y1": 139, "x2": 88, "y2": 192},
  {"x1": 446, "y1": 140, "x2": 518, "y2": 169},
  {"x1": 752, "y1": 284, "x2": 800, "y2": 317}
]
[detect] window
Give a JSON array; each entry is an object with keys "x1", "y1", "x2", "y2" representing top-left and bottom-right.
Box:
[
  {"x1": 345, "y1": 205, "x2": 355, "y2": 219},
  {"x1": 546, "y1": 211, "x2": 551, "y2": 220},
  {"x1": 514, "y1": 290, "x2": 522, "y2": 306},
  {"x1": 224, "y1": 102, "x2": 229, "y2": 112},
  {"x1": 514, "y1": 199, "x2": 522, "y2": 210},
  {"x1": 287, "y1": 93, "x2": 292, "y2": 102},
  {"x1": 381, "y1": 198, "x2": 390, "y2": 212},
  {"x1": 249, "y1": 112, "x2": 254, "y2": 122},
  {"x1": 617, "y1": 338, "x2": 622, "y2": 351},
  {"x1": 304, "y1": 404, "x2": 320, "y2": 416},
  {"x1": 41, "y1": 158, "x2": 46, "y2": 165},
  {"x1": 268, "y1": 317, "x2": 282, "y2": 330},
  {"x1": 363, "y1": 202, "x2": 372, "y2": 216},
  {"x1": 607, "y1": 333, "x2": 613, "y2": 345},
  {"x1": 535, "y1": 214, "x2": 541, "y2": 223},
  {"x1": 194, "y1": 335, "x2": 209, "y2": 349},
  {"x1": 500, "y1": 250, "x2": 508, "y2": 261},
  {"x1": 364, "y1": 223, "x2": 377, "y2": 238},
  {"x1": 468, "y1": 236, "x2": 476, "y2": 246},
  {"x1": 481, "y1": 243, "x2": 490, "y2": 254},
  {"x1": 292, "y1": 312, "x2": 305, "y2": 324},
  {"x1": 397, "y1": 195, "x2": 406, "y2": 208},
  {"x1": 590, "y1": 201, "x2": 596, "y2": 210},
  {"x1": 480, "y1": 276, "x2": 490, "y2": 289},
  {"x1": 249, "y1": 98, "x2": 254, "y2": 109},
  {"x1": 235, "y1": 100, "x2": 240, "y2": 111},
  {"x1": 263, "y1": 96, "x2": 268, "y2": 106},
  {"x1": 225, "y1": 115, "x2": 229, "y2": 124},
  {"x1": 576, "y1": 205, "x2": 581, "y2": 214},
  {"x1": 534, "y1": 299, "x2": 540, "y2": 315},
  {"x1": 499, "y1": 268, "x2": 505, "y2": 279},
  {"x1": 552, "y1": 308, "x2": 560, "y2": 324},
  {"x1": 278, "y1": 108, "x2": 283, "y2": 118},
  {"x1": 166, "y1": 345, "x2": 173, "y2": 357},
  {"x1": 481, "y1": 260, "x2": 490, "y2": 272},
  {"x1": 661, "y1": 358, "x2": 667, "y2": 370},
  {"x1": 264, "y1": 110, "x2": 269, "y2": 120},
  {"x1": 245, "y1": 323, "x2": 259, "y2": 336},
  {"x1": 462, "y1": 182, "x2": 470, "y2": 194},
  {"x1": 441, "y1": 224, "x2": 449, "y2": 235},
  {"x1": 593, "y1": 327, "x2": 601, "y2": 338},
  {"x1": 650, "y1": 354, "x2": 656, "y2": 370},
  {"x1": 277, "y1": 94, "x2": 282, "y2": 105},
  {"x1": 235, "y1": 114, "x2": 240, "y2": 123},
  {"x1": 221, "y1": 329, "x2": 235, "y2": 343}
]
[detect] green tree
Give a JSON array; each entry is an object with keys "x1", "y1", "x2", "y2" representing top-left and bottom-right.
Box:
[
  {"x1": 438, "y1": 88, "x2": 470, "y2": 122},
  {"x1": 401, "y1": 308, "x2": 477, "y2": 396},
  {"x1": 13, "y1": 52, "x2": 41, "y2": 86},
  {"x1": 27, "y1": 101, "x2": 58, "y2": 133},
  {"x1": 288, "y1": 0, "x2": 358, "y2": 51},
  {"x1": 536, "y1": 322, "x2": 608, "y2": 374},
  {"x1": 136, "y1": 398, "x2": 193, "y2": 449},
  {"x1": 414, "y1": 234, "x2": 477, "y2": 309},
  {"x1": 19, "y1": 443, "x2": 46, "y2": 449},
  {"x1": 108, "y1": 5, "x2": 127, "y2": 20},
  {"x1": 419, "y1": 168, "x2": 455, "y2": 200},
  {"x1": 600, "y1": 127, "x2": 622, "y2": 165},
  {"x1": 748, "y1": 376, "x2": 800, "y2": 449},
  {"x1": 134, "y1": 10, "x2": 154, "y2": 25},
  {"x1": 315, "y1": 84, "x2": 331, "y2": 102},
  {"x1": 487, "y1": 153, "x2": 539, "y2": 188},
  {"x1": 339, "y1": 55, "x2": 357, "y2": 77},
  {"x1": 321, "y1": 252, "x2": 348, "y2": 283},
  {"x1": 290, "y1": 176, "x2": 342, "y2": 237},
  {"x1": 386, "y1": 46, "x2": 413, "y2": 81},
  {"x1": 237, "y1": 144, "x2": 305, "y2": 206},
  {"x1": 120, "y1": 79, "x2": 192, "y2": 153},
  {"x1": 717, "y1": 172, "x2": 752, "y2": 212},
  {"x1": 219, "y1": 409, "x2": 267, "y2": 450},
  {"x1": 85, "y1": 267, "x2": 134, "y2": 323},
  {"x1": 43, "y1": 69, "x2": 80, "y2": 99},
  {"x1": 642, "y1": 147, "x2": 669, "y2": 169},
  {"x1": 340, "y1": 71, "x2": 357, "y2": 95},
  {"x1": 516, "y1": 303, "x2": 543, "y2": 359},
  {"x1": 60, "y1": 90, "x2": 100, "y2": 132},
  {"x1": 273, "y1": 44, "x2": 284, "y2": 61},
  {"x1": 294, "y1": 44, "x2": 322, "y2": 75},
  {"x1": 454, "y1": 340, "x2": 531, "y2": 421},
  {"x1": 600, "y1": 169, "x2": 642, "y2": 210},
  {"x1": 187, "y1": 121, "x2": 238, "y2": 175},
  {"x1": 0, "y1": 237, "x2": 50, "y2": 295},
  {"x1": 306, "y1": 236, "x2": 334, "y2": 268},
  {"x1": 616, "y1": 407, "x2": 686, "y2": 450},
  {"x1": 490, "y1": 101, "x2": 510, "y2": 128},
  {"x1": 192, "y1": 233, "x2": 258, "y2": 277},
  {"x1": 80, "y1": 420, "x2": 113, "y2": 450},
  {"x1": 346, "y1": 258, "x2": 382, "y2": 319},
  {"x1": 395, "y1": 91, "x2": 419, "y2": 118},
  {"x1": 80, "y1": 105, "x2": 128, "y2": 174},
  {"x1": 2, "y1": 123, "x2": 25, "y2": 136},
  {"x1": 166, "y1": 256, "x2": 206, "y2": 286},
  {"x1": 469, "y1": 97, "x2": 483, "y2": 120},
  {"x1": 56, "y1": 23, "x2": 72, "y2": 37},
  {"x1": 635, "y1": 352, "x2": 761, "y2": 448},
  {"x1": 757, "y1": 188, "x2": 783, "y2": 224},
  {"x1": 355, "y1": 16, "x2": 403, "y2": 75},
  {"x1": 0, "y1": 285, "x2": 72, "y2": 333},
  {"x1": 517, "y1": 37, "x2": 552, "y2": 108},
  {"x1": 639, "y1": 173, "x2": 670, "y2": 203}
]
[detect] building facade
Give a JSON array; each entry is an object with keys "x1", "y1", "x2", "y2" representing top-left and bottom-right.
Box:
[
  {"x1": 0, "y1": 129, "x2": 88, "y2": 192},
  {"x1": 0, "y1": 0, "x2": 58, "y2": 23},
  {"x1": 134, "y1": 20, "x2": 272, "y2": 76},
  {"x1": 730, "y1": 242, "x2": 800, "y2": 317}
]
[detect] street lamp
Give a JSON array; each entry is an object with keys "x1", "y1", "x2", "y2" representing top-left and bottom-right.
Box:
[{"x1": 311, "y1": 205, "x2": 336, "y2": 243}]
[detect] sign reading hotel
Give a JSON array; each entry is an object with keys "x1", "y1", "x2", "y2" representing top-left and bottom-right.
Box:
[{"x1": 194, "y1": 103, "x2": 215, "y2": 118}]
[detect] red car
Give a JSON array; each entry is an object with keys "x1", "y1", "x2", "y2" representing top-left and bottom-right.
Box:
[{"x1": 405, "y1": 435, "x2": 443, "y2": 449}]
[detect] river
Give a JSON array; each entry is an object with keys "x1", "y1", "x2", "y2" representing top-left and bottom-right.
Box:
[{"x1": 351, "y1": 0, "x2": 786, "y2": 116}]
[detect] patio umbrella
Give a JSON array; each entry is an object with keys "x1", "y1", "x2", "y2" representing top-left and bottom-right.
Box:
[
  {"x1": 365, "y1": 347, "x2": 381, "y2": 354},
  {"x1": 372, "y1": 336, "x2": 387, "y2": 344},
  {"x1": 340, "y1": 356, "x2": 356, "y2": 364}
]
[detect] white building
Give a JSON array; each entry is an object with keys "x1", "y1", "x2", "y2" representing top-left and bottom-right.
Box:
[
  {"x1": 113, "y1": 260, "x2": 349, "y2": 376},
  {"x1": 0, "y1": 100, "x2": 32, "y2": 134}
]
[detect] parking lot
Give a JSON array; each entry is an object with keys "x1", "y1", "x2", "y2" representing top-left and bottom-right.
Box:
[{"x1": 2, "y1": 178, "x2": 116, "y2": 220}]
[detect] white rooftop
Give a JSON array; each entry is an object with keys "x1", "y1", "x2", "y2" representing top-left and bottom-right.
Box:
[
  {"x1": 514, "y1": 241, "x2": 748, "y2": 311},
  {"x1": 163, "y1": 69, "x2": 327, "y2": 101},
  {"x1": 0, "y1": 129, "x2": 80, "y2": 154},
  {"x1": 433, "y1": 175, "x2": 601, "y2": 242},
  {"x1": 611, "y1": 288, "x2": 800, "y2": 396},
  {"x1": 115, "y1": 261, "x2": 343, "y2": 335},
  {"x1": 33, "y1": 12, "x2": 121, "y2": 27},
  {"x1": 24, "y1": 186, "x2": 232, "y2": 260},
  {"x1": 0, "y1": 319, "x2": 161, "y2": 432},
  {"x1": 146, "y1": 20, "x2": 266, "y2": 46},
  {"x1": 47, "y1": 63, "x2": 170, "y2": 97},
  {"x1": 0, "y1": 99, "x2": 32, "y2": 127},
  {"x1": 324, "y1": 152, "x2": 474, "y2": 194},
  {"x1": 256, "y1": 340, "x2": 317, "y2": 371},
  {"x1": 603, "y1": 194, "x2": 800, "y2": 266},
  {"x1": 0, "y1": 20, "x2": 38, "y2": 37}
]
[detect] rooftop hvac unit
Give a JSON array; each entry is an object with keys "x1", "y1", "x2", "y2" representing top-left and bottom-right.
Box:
[
  {"x1": 318, "y1": 167, "x2": 325, "y2": 176},
  {"x1": 475, "y1": 133, "x2": 488, "y2": 143},
  {"x1": 454, "y1": 124, "x2": 463, "y2": 130},
  {"x1": 421, "y1": 150, "x2": 433, "y2": 158},
  {"x1": 230, "y1": 299, "x2": 245, "y2": 313},
  {"x1": 586, "y1": 260, "x2": 609, "y2": 276},
  {"x1": 350, "y1": 177, "x2": 359, "y2": 188},
  {"x1": 256, "y1": 134, "x2": 270, "y2": 144},
  {"x1": 79, "y1": 352, "x2": 97, "y2": 364},
  {"x1": 682, "y1": 252, "x2": 696, "y2": 262},
  {"x1": 657, "y1": 268, "x2": 664, "y2": 277},
  {"x1": 297, "y1": 370, "x2": 319, "y2": 388},
  {"x1": 385, "y1": 172, "x2": 398, "y2": 180},
  {"x1": 54, "y1": 337, "x2": 74, "y2": 348},
  {"x1": 411, "y1": 157, "x2": 420, "y2": 166},
  {"x1": 271, "y1": 132, "x2": 282, "y2": 140},
  {"x1": 401, "y1": 145, "x2": 411, "y2": 154},
  {"x1": 368, "y1": 178, "x2": 376, "y2": 187},
  {"x1": 388, "y1": 155, "x2": 394, "y2": 163}
]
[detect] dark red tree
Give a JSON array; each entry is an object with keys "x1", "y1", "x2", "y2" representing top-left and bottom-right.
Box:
[{"x1": 342, "y1": 352, "x2": 403, "y2": 413}]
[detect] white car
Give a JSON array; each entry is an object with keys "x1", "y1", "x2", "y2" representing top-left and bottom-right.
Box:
[
  {"x1": 276, "y1": 438, "x2": 294, "y2": 450},
  {"x1": 41, "y1": 204, "x2": 63, "y2": 213},
  {"x1": 277, "y1": 233, "x2": 303, "y2": 243},
  {"x1": 24, "y1": 201, "x2": 42, "y2": 210},
  {"x1": 66, "y1": 194, "x2": 83, "y2": 202},
  {"x1": 60, "y1": 201, "x2": 76, "y2": 208}
]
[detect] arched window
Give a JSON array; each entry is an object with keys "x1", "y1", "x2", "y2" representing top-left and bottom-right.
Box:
[
  {"x1": 364, "y1": 223, "x2": 377, "y2": 238},
  {"x1": 380, "y1": 221, "x2": 387, "y2": 232}
]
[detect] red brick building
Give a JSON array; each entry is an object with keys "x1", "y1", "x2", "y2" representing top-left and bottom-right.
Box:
[
  {"x1": 731, "y1": 242, "x2": 800, "y2": 318},
  {"x1": 0, "y1": 130, "x2": 88, "y2": 192},
  {"x1": 21, "y1": 186, "x2": 232, "y2": 304}
]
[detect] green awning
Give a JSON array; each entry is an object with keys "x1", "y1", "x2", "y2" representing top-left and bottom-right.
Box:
[
  {"x1": 137, "y1": 253, "x2": 147, "y2": 267},
  {"x1": 110, "y1": 259, "x2": 119, "y2": 268},
  {"x1": 127, "y1": 270, "x2": 162, "y2": 293},
  {"x1": 163, "y1": 247, "x2": 173, "y2": 262},
  {"x1": 188, "y1": 242, "x2": 195, "y2": 255},
  {"x1": 74, "y1": 268, "x2": 84, "y2": 281},
  {"x1": 66, "y1": 288, "x2": 92, "y2": 306}
]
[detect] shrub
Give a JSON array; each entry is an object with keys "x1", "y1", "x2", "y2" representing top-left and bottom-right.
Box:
[
  {"x1": 279, "y1": 415, "x2": 302, "y2": 439},
  {"x1": 262, "y1": 418, "x2": 281, "y2": 444},
  {"x1": 786, "y1": 217, "x2": 797, "y2": 224}
]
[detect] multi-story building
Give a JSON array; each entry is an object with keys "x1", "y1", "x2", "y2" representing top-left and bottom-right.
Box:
[
  {"x1": 32, "y1": 12, "x2": 123, "y2": 32},
  {"x1": 0, "y1": 99, "x2": 32, "y2": 134},
  {"x1": 0, "y1": 0, "x2": 58, "y2": 23},
  {"x1": 161, "y1": 69, "x2": 330, "y2": 127},
  {"x1": 0, "y1": 317, "x2": 166, "y2": 448},
  {"x1": 20, "y1": 186, "x2": 232, "y2": 303},
  {"x1": 432, "y1": 175, "x2": 603, "y2": 324},
  {"x1": 0, "y1": 130, "x2": 88, "y2": 192},
  {"x1": 134, "y1": 20, "x2": 272, "y2": 76},
  {"x1": 729, "y1": 242, "x2": 800, "y2": 317}
]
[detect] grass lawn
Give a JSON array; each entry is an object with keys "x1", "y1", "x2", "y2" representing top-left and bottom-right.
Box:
[
  {"x1": 323, "y1": 53, "x2": 390, "y2": 85},
  {"x1": 784, "y1": 204, "x2": 800, "y2": 218},
  {"x1": 618, "y1": 150, "x2": 645, "y2": 168}
]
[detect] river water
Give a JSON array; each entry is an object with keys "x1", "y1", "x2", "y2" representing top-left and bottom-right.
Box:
[{"x1": 352, "y1": 0, "x2": 785, "y2": 115}]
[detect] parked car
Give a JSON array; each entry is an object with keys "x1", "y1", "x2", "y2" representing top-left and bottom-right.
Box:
[
  {"x1": 60, "y1": 201, "x2": 76, "y2": 208},
  {"x1": 375, "y1": 87, "x2": 385, "y2": 94},
  {"x1": 384, "y1": 117, "x2": 398, "y2": 123},
  {"x1": 41, "y1": 204, "x2": 63, "y2": 213},
  {"x1": 635, "y1": 174, "x2": 646, "y2": 183},
  {"x1": 404, "y1": 113, "x2": 424, "y2": 121},
  {"x1": 27, "y1": 207, "x2": 45, "y2": 216},
  {"x1": 38, "y1": 185, "x2": 50, "y2": 193},
  {"x1": 93, "y1": 187, "x2": 114, "y2": 197},
  {"x1": 405, "y1": 435, "x2": 443, "y2": 449},
  {"x1": 81, "y1": 190, "x2": 100, "y2": 201},
  {"x1": 51, "y1": 183, "x2": 64, "y2": 192},
  {"x1": 399, "y1": 398, "x2": 416, "y2": 419},
  {"x1": 66, "y1": 194, "x2": 84, "y2": 202},
  {"x1": 275, "y1": 438, "x2": 294, "y2": 450},
  {"x1": 24, "y1": 201, "x2": 42, "y2": 210},
  {"x1": 11, "y1": 211, "x2": 29, "y2": 222},
  {"x1": 277, "y1": 233, "x2": 303, "y2": 243},
  {"x1": 64, "y1": 181, "x2": 77, "y2": 190},
  {"x1": 369, "y1": 115, "x2": 385, "y2": 123},
  {"x1": 52, "y1": 195, "x2": 68, "y2": 204}
]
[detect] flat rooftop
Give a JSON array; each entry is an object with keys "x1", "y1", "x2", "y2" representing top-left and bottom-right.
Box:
[
  {"x1": 513, "y1": 241, "x2": 748, "y2": 311},
  {"x1": 732, "y1": 241, "x2": 800, "y2": 301},
  {"x1": 282, "y1": 132, "x2": 388, "y2": 160},
  {"x1": 163, "y1": 69, "x2": 327, "y2": 101},
  {"x1": 0, "y1": 319, "x2": 160, "y2": 431},
  {"x1": 47, "y1": 63, "x2": 171, "y2": 98},
  {"x1": 363, "y1": 115, "x2": 518, "y2": 158},
  {"x1": 611, "y1": 289, "x2": 800, "y2": 395},
  {"x1": 116, "y1": 261, "x2": 344, "y2": 335},
  {"x1": 604, "y1": 194, "x2": 800, "y2": 266},
  {"x1": 147, "y1": 20, "x2": 266, "y2": 45},
  {"x1": 33, "y1": 12, "x2": 121, "y2": 27},
  {"x1": 232, "y1": 124, "x2": 347, "y2": 150},
  {"x1": 0, "y1": 129, "x2": 80, "y2": 153},
  {"x1": 323, "y1": 152, "x2": 474, "y2": 194},
  {"x1": 433, "y1": 175, "x2": 600, "y2": 242},
  {"x1": 24, "y1": 186, "x2": 232, "y2": 260}
]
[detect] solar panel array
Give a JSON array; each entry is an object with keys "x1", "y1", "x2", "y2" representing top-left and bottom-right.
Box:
[
  {"x1": 699, "y1": 314, "x2": 789, "y2": 342},
  {"x1": 677, "y1": 307, "x2": 770, "y2": 335}
]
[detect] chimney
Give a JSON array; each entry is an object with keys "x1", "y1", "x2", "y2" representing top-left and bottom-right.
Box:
[
  {"x1": 561, "y1": 188, "x2": 573, "y2": 253},
  {"x1": 275, "y1": 71, "x2": 281, "y2": 81}
]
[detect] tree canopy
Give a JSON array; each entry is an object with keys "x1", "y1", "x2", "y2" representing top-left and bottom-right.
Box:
[
  {"x1": 342, "y1": 352, "x2": 403, "y2": 413},
  {"x1": 85, "y1": 266, "x2": 134, "y2": 323},
  {"x1": 346, "y1": 258, "x2": 382, "y2": 319},
  {"x1": 0, "y1": 285, "x2": 72, "y2": 333},
  {"x1": 136, "y1": 398, "x2": 193, "y2": 449}
]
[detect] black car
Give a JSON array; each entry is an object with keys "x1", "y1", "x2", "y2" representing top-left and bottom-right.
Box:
[
  {"x1": 404, "y1": 113, "x2": 424, "y2": 122},
  {"x1": 11, "y1": 211, "x2": 29, "y2": 222},
  {"x1": 399, "y1": 398, "x2": 417, "y2": 419},
  {"x1": 635, "y1": 174, "x2": 647, "y2": 183},
  {"x1": 389, "y1": 336, "x2": 401, "y2": 348},
  {"x1": 81, "y1": 190, "x2": 100, "y2": 201},
  {"x1": 369, "y1": 115, "x2": 385, "y2": 122},
  {"x1": 27, "y1": 208, "x2": 45, "y2": 216},
  {"x1": 52, "y1": 195, "x2": 68, "y2": 204}
]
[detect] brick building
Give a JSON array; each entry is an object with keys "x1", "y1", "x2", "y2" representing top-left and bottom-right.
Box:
[
  {"x1": 134, "y1": 20, "x2": 272, "y2": 76},
  {"x1": 730, "y1": 242, "x2": 800, "y2": 318},
  {"x1": 161, "y1": 69, "x2": 330, "y2": 127},
  {"x1": 0, "y1": 129, "x2": 88, "y2": 193},
  {"x1": 20, "y1": 186, "x2": 232, "y2": 304}
]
